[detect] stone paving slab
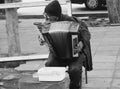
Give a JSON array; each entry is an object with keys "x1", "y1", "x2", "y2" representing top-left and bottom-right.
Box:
[
  {"x1": 95, "y1": 50, "x2": 118, "y2": 56},
  {"x1": 83, "y1": 77, "x2": 112, "y2": 88},
  {"x1": 93, "y1": 56, "x2": 117, "y2": 62},
  {"x1": 111, "y1": 79, "x2": 120, "y2": 88},
  {"x1": 87, "y1": 70, "x2": 114, "y2": 78},
  {"x1": 93, "y1": 62, "x2": 115, "y2": 70},
  {"x1": 115, "y1": 63, "x2": 120, "y2": 70},
  {"x1": 114, "y1": 70, "x2": 120, "y2": 77},
  {"x1": 82, "y1": 88, "x2": 109, "y2": 89}
]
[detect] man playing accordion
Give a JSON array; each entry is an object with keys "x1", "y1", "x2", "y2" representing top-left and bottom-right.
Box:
[{"x1": 36, "y1": 0, "x2": 93, "y2": 89}]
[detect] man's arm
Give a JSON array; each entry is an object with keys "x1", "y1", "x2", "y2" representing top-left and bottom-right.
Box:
[{"x1": 78, "y1": 21, "x2": 91, "y2": 42}]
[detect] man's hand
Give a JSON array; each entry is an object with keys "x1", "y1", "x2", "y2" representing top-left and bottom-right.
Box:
[
  {"x1": 76, "y1": 41, "x2": 83, "y2": 52},
  {"x1": 38, "y1": 35, "x2": 45, "y2": 46},
  {"x1": 34, "y1": 22, "x2": 43, "y2": 32}
]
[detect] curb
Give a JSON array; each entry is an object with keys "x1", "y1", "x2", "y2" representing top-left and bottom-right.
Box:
[
  {"x1": 0, "y1": 13, "x2": 108, "y2": 19},
  {"x1": 0, "y1": 15, "x2": 44, "y2": 19}
]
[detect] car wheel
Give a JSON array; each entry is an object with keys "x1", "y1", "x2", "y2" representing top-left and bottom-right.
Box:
[{"x1": 85, "y1": 0, "x2": 100, "y2": 10}]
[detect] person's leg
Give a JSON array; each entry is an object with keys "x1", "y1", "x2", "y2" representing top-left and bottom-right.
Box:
[
  {"x1": 68, "y1": 58, "x2": 83, "y2": 89},
  {"x1": 45, "y1": 52, "x2": 60, "y2": 66},
  {"x1": 45, "y1": 52, "x2": 66, "y2": 67}
]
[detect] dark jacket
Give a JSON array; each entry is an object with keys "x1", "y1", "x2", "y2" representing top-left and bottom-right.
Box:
[
  {"x1": 59, "y1": 14, "x2": 93, "y2": 71},
  {"x1": 42, "y1": 14, "x2": 93, "y2": 71}
]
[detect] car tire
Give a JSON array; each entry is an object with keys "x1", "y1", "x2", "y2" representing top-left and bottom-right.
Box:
[{"x1": 85, "y1": 0, "x2": 101, "y2": 10}]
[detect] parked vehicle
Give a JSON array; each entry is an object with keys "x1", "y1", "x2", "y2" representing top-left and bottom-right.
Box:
[{"x1": 71, "y1": 0, "x2": 106, "y2": 10}]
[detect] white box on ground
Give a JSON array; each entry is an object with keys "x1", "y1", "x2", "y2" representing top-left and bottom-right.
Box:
[{"x1": 34, "y1": 67, "x2": 67, "y2": 81}]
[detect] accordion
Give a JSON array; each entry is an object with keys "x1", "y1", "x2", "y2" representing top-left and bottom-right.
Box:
[{"x1": 42, "y1": 21, "x2": 80, "y2": 59}]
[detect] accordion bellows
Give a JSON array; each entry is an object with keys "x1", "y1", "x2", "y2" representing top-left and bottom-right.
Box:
[{"x1": 42, "y1": 21, "x2": 80, "y2": 59}]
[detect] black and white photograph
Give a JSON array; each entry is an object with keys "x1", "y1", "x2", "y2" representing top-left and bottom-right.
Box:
[{"x1": 0, "y1": 0, "x2": 120, "y2": 89}]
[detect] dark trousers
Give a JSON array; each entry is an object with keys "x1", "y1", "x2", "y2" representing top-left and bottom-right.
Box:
[{"x1": 45, "y1": 52, "x2": 84, "y2": 89}]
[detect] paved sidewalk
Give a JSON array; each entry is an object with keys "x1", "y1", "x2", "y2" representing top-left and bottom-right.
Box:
[
  {"x1": 83, "y1": 26, "x2": 120, "y2": 89},
  {"x1": 1, "y1": 19, "x2": 120, "y2": 89}
]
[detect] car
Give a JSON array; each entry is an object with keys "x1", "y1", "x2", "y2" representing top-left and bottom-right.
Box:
[{"x1": 71, "y1": 0, "x2": 106, "y2": 10}]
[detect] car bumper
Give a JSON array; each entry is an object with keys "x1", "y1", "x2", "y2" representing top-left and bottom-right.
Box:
[{"x1": 71, "y1": 0, "x2": 84, "y2": 4}]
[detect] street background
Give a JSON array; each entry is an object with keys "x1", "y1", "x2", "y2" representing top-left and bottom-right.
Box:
[{"x1": 1, "y1": 0, "x2": 120, "y2": 89}]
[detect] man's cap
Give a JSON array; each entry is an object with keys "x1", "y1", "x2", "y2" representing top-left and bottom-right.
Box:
[{"x1": 44, "y1": 0, "x2": 62, "y2": 17}]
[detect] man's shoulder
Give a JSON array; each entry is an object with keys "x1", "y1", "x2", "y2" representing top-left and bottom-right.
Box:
[
  {"x1": 61, "y1": 14, "x2": 76, "y2": 21},
  {"x1": 73, "y1": 17, "x2": 87, "y2": 26},
  {"x1": 72, "y1": 17, "x2": 88, "y2": 31}
]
